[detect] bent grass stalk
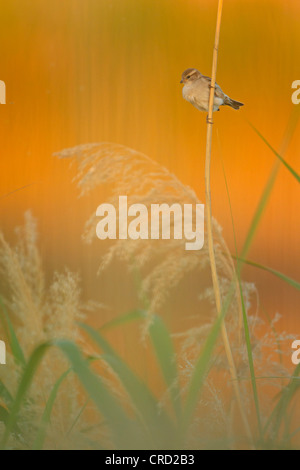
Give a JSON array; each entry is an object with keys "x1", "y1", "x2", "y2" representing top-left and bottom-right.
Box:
[
  {"x1": 241, "y1": 108, "x2": 299, "y2": 263},
  {"x1": 0, "y1": 183, "x2": 38, "y2": 203},
  {"x1": 204, "y1": 0, "x2": 252, "y2": 441}
]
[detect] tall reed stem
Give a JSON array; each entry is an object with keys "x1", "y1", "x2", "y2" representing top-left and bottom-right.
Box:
[{"x1": 204, "y1": 0, "x2": 253, "y2": 442}]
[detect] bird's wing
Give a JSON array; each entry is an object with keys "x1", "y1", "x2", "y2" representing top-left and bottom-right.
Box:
[{"x1": 201, "y1": 75, "x2": 226, "y2": 100}]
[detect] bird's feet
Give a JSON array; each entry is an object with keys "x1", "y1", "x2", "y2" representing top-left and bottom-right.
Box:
[{"x1": 206, "y1": 115, "x2": 214, "y2": 124}]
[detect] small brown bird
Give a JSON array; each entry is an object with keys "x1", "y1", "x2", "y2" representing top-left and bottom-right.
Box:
[{"x1": 180, "y1": 68, "x2": 244, "y2": 113}]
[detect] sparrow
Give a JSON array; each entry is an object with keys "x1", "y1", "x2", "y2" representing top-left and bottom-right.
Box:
[{"x1": 180, "y1": 68, "x2": 244, "y2": 113}]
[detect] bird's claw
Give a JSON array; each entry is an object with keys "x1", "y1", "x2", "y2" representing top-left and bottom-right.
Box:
[{"x1": 206, "y1": 116, "x2": 214, "y2": 124}]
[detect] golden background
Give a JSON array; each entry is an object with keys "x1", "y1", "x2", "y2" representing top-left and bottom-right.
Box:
[{"x1": 0, "y1": 0, "x2": 299, "y2": 346}]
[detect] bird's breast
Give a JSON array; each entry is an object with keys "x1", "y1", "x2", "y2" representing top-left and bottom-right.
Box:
[
  {"x1": 182, "y1": 85, "x2": 192, "y2": 100},
  {"x1": 182, "y1": 84, "x2": 208, "y2": 112}
]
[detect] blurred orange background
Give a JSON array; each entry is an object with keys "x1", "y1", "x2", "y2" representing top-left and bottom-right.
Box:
[{"x1": 0, "y1": 0, "x2": 299, "y2": 343}]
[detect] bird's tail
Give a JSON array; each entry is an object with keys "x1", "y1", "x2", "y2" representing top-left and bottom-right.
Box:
[{"x1": 224, "y1": 96, "x2": 244, "y2": 110}]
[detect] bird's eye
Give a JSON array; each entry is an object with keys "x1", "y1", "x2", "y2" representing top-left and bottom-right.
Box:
[{"x1": 187, "y1": 75, "x2": 191, "y2": 79}]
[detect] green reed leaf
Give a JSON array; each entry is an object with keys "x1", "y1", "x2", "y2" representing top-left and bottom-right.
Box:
[
  {"x1": 233, "y1": 257, "x2": 300, "y2": 291},
  {"x1": 32, "y1": 369, "x2": 71, "y2": 450},
  {"x1": 0, "y1": 297, "x2": 26, "y2": 368},
  {"x1": 148, "y1": 315, "x2": 181, "y2": 421},
  {"x1": 79, "y1": 323, "x2": 177, "y2": 448}
]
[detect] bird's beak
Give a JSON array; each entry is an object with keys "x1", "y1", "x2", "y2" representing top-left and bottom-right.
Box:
[{"x1": 180, "y1": 79, "x2": 183, "y2": 84}]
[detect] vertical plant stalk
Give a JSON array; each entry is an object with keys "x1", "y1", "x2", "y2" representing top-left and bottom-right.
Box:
[{"x1": 204, "y1": 0, "x2": 252, "y2": 442}]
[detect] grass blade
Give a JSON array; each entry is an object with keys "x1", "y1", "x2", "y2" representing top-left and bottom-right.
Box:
[
  {"x1": 0, "y1": 297, "x2": 26, "y2": 368},
  {"x1": 0, "y1": 342, "x2": 51, "y2": 449},
  {"x1": 242, "y1": 111, "x2": 299, "y2": 262},
  {"x1": 54, "y1": 339, "x2": 147, "y2": 449},
  {"x1": 0, "y1": 405, "x2": 9, "y2": 426},
  {"x1": 250, "y1": 124, "x2": 300, "y2": 184},
  {"x1": 0, "y1": 381, "x2": 13, "y2": 408},
  {"x1": 233, "y1": 257, "x2": 300, "y2": 291},
  {"x1": 79, "y1": 323, "x2": 177, "y2": 448},
  {"x1": 99, "y1": 309, "x2": 144, "y2": 332},
  {"x1": 32, "y1": 369, "x2": 71, "y2": 450},
  {"x1": 263, "y1": 364, "x2": 300, "y2": 446},
  {"x1": 100, "y1": 311, "x2": 182, "y2": 422},
  {"x1": 148, "y1": 315, "x2": 181, "y2": 421},
  {"x1": 0, "y1": 183, "x2": 37, "y2": 202},
  {"x1": 65, "y1": 399, "x2": 89, "y2": 439},
  {"x1": 183, "y1": 286, "x2": 233, "y2": 431},
  {"x1": 0, "y1": 339, "x2": 145, "y2": 449}
]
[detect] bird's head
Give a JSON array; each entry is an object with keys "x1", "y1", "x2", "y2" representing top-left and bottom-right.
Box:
[{"x1": 180, "y1": 68, "x2": 201, "y2": 85}]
